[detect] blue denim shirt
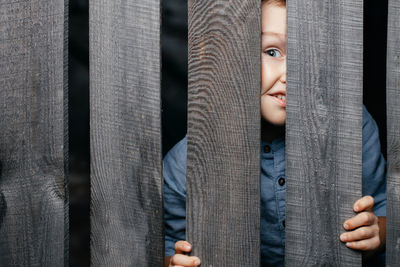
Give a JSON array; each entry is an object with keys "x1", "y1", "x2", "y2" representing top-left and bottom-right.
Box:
[{"x1": 163, "y1": 106, "x2": 387, "y2": 266}]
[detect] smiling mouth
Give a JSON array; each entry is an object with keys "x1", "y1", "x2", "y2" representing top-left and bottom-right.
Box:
[
  {"x1": 272, "y1": 94, "x2": 286, "y2": 100},
  {"x1": 268, "y1": 94, "x2": 287, "y2": 107}
]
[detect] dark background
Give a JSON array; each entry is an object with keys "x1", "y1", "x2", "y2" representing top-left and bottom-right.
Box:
[{"x1": 68, "y1": 0, "x2": 388, "y2": 265}]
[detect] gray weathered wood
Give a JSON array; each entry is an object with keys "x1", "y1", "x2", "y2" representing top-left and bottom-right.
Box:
[
  {"x1": 89, "y1": 0, "x2": 163, "y2": 266},
  {"x1": 386, "y1": 0, "x2": 400, "y2": 265},
  {"x1": 0, "y1": 0, "x2": 69, "y2": 265},
  {"x1": 186, "y1": 1, "x2": 261, "y2": 266},
  {"x1": 285, "y1": 0, "x2": 363, "y2": 265}
]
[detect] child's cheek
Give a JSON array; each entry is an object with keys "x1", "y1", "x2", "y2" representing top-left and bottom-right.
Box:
[
  {"x1": 261, "y1": 95, "x2": 287, "y2": 126},
  {"x1": 260, "y1": 95, "x2": 268, "y2": 113},
  {"x1": 261, "y1": 63, "x2": 274, "y2": 95},
  {"x1": 261, "y1": 80, "x2": 272, "y2": 95},
  {"x1": 260, "y1": 95, "x2": 271, "y2": 120}
]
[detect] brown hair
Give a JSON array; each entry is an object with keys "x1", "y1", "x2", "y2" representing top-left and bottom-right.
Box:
[{"x1": 262, "y1": 0, "x2": 286, "y2": 6}]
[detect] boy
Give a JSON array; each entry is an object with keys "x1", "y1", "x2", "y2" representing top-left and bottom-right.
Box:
[{"x1": 164, "y1": 0, "x2": 387, "y2": 266}]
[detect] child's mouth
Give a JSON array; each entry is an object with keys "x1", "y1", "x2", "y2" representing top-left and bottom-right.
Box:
[{"x1": 269, "y1": 94, "x2": 286, "y2": 108}]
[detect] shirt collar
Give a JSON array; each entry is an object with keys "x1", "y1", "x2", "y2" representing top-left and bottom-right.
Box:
[{"x1": 261, "y1": 135, "x2": 285, "y2": 153}]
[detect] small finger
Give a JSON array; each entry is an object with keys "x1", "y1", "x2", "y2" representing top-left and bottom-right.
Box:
[
  {"x1": 171, "y1": 254, "x2": 201, "y2": 266},
  {"x1": 174, "y1": 241, "x2": 193, "y2": 254},
  {"x1": 353, "y1": 196, "x2": 374, "y2": 213},
  {"x1": 343, "y1": 212, "x2": 377, "y2": 230},
  {"x1": 345, "y1": 236, "x2": 380, "y2": 251},
  {"x1": 340, "y1": 225, "x2": 377, "y2": 242}
]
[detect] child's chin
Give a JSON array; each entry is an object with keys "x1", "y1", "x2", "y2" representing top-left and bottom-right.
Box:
[
  {"x1": 271, "y1": 120, "x2": 286, "y2": 126},
  {"x1": 262, "y1": 115, "x2": 286, "y2": 126}
]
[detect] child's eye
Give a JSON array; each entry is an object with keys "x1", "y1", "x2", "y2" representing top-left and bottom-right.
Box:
[{"x1": 265, "y1": 48, "x2": 282, "y2": 58}]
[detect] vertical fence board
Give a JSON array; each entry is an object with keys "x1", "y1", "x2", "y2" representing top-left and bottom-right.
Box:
[
  {"x1": 0, "y1": 0, "x2": 68, "y2": 266},
  {"x1": 89, "y1": 0, "x2": 163, "y2": 266},
  {"x1": 285, "y1": 0, "x2": 363, "y2": 266},
  {"x1": 386, "y1": 0, "x2": 400, "y2": 265},
  {"x1": 186, "y1": 1, "x2": 260, "y2": 266}
]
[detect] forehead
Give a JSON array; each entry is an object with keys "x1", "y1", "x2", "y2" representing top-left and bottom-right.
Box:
[{"x1": 261, "y1": 4, "x2": 287, "y2": 36}]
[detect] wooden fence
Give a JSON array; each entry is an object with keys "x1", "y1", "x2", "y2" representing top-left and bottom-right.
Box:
[
  {"x1": 0, "y1": 0, "x2": 399, "y2": 266},
  {"x1": 0, "y1": 0, "x2": 68, "y2": 266}
]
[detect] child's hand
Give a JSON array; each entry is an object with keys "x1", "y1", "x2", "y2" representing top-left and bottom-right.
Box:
[
  {"x1": 167, "y1": 241, "x2": 201, "y2": 267},
  {"x1": 340, "y1": 196, "x2": 383, "y2": 251}
]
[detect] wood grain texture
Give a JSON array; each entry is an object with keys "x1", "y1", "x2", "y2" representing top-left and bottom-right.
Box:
[
  {"x1": 285, "y1": 0, "x2": 363, "y2": 265},
  {"x1": 0, "y1": 0, "x2": 68, "y2": 266},
  {"x1": 89, "y1": 0, "x2": 163, "y2": 266},
  {"x1": 186, "y1": 1, "x2": 261, "y2": 266},
  {"x1": 386, "y1": 0, "x2": 400, "y2": 265}
]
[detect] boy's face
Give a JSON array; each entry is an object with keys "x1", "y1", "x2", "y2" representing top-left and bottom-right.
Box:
[{"x1": 261, "y1": 2, "x2": 287, "y2": 125}]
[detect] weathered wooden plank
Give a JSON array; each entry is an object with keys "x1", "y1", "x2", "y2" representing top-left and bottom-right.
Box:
[
  {"x1": 186, "y1": 1, "x2": 261, "y2": 266},
  {"x1": 386, "y1": 0, "x2": 400, "y2": 265},
  {"x1": 89, "y1": 0, "x2": 163, "y2": 266},
  {"x1": 285, "y1": 0, "x2": 363, "y2": 265},
  {"x1": 0, "y1": 0, "x2": 68, "y2": 266}
]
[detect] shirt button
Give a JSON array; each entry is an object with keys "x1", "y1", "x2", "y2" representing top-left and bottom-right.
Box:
[
  {"x1": 282, "y1": 220, "x2": 285, "y2": 228},
  {"x1": 264, "y1": 145, "x2": 271, "y2": 153},
  {"x1": 278, "y1": 177, "x2": 285, "y2": 186}
]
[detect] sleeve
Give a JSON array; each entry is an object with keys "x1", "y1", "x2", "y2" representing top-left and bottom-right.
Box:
[
  {"x1": 361, "y1": 105, "x2": 387, "y2": 216},
  {"x1": 163, "y1": 136, "x2": 188, "y2": 256}
]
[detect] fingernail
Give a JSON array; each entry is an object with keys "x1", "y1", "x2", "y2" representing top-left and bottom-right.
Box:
[
  {"x1": 340, "y1": 234, "x2": 347, "y2": 241},
  {"x1": 343, "y1": 223, "x2": 349, "y2": 229},
  {"x1": 185, "y1": 245, "x2": 191, "y2": 250},
  {"x1": 194, "y1": 260, "x2": 200, "y2": 265},
  {"x1": 346, "y1": 242, "x2": 352, "y2": 247},
  {"x1": 354, "y1": 205, "x2": 359, "y2": 212}
]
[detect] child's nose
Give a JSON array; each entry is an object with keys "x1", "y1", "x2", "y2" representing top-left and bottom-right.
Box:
[
  {"x1": 279, "y1": 72, "x2": 286, "y2": 84},
  {"x1": 280, "y1": 60, "x2": 287, "y2": 84}
]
